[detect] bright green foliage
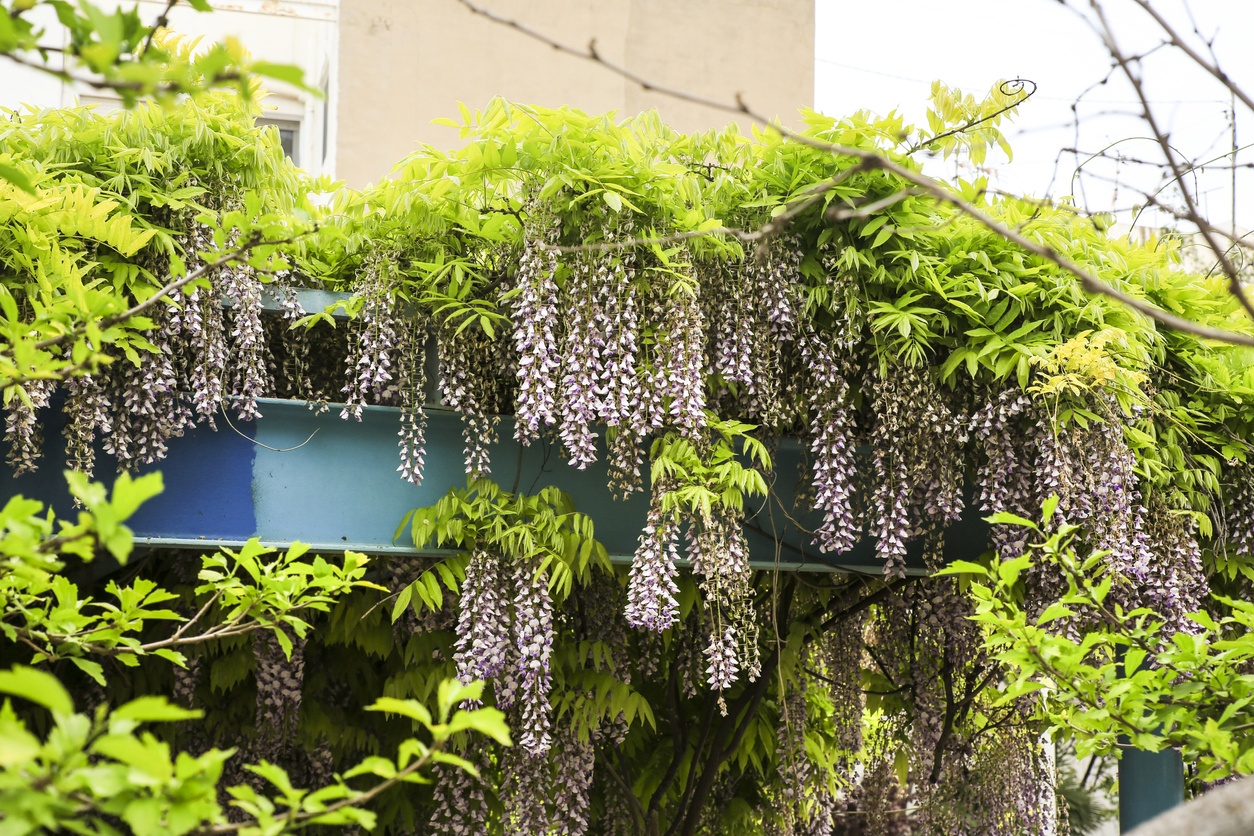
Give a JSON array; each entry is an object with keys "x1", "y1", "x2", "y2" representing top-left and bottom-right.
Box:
[
  {"x1": 3, "y1": 31, "x2": 1254, "y2": 829},
  {"x1": 297, "y1": 98, "x2": 1254, "y2": 542},
  {"x1": 0, "y1": 664, "x2": 508, "y2": 836},
  {"x1": 945, "y1": 503, "x2": 1254, "y2": 781},
  {"x1": 0, "y1": 82, "x2": 311, "y2": 390},
  {"x1": 650, "y1": 416, "x2": 772, "y2": 520},
  {"x1": 398, "y1": 477, "x2": 610, "y2": 603},
  {"x1": 0, "y1": 474, "x2": 504, "y2": 834}
]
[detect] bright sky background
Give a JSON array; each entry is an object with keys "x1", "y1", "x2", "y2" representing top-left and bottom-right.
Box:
[{"x1": 814, "y1": 0, "x2": 1254, "y2": 237}]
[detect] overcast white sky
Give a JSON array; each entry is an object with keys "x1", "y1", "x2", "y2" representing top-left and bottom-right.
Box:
[{"x1": 814, "y1": 0, "x2": 1254, "y2": 235}]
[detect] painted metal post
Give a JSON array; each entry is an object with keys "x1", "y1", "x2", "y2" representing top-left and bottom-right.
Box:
[{"x1": 1118, "y1": 745, "x2": 1184, "y2": 832}]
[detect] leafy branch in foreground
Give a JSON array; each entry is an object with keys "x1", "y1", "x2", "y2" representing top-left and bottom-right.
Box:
[
  {"x1": 0, "y1": 469, "x2": 508, "y2": 835},
  {"x1": 0, "y1": 667, "x2": 509, "y2": 836},
  {"x1": 1, "y1": 471, "x2": 383, "y2": 676},
  {"x1": 943, "y1": 499, "x2": 1254, "y2": 780},
  {"x1": 0, "y1": 1, "x2": 310, "y2": 109}
]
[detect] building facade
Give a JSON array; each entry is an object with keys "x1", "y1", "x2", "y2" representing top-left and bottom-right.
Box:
[{"x1": 1, "y1": 0, "x2": 814, "y2": 187}]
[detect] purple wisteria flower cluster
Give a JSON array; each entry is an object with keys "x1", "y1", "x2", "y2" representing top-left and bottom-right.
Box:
[
  {"x1": 452, "y1": 550, "x2": 555, "y2": 756},
  {"x1": 3, "y1": 221, "x2": 321, "y2": 478},
  {"x1": 219, "y1": 261, "x2": 271, "y2": 423},
  {"x1": 1226, "y1": 464, "x2": 1254, "y2": 560},
  {"x1": 251, "y1": 628, "x2": 306, "y2": 763},
  {"x1": 624, "y1": 484, "x2": 682, "y2": 632},
  {"x1": 556, "y1": 251, "x2": 609, "y2": 469},
  {"x1": 428, "y1": 756, "x2": 490, "y2": 836},
  {"x1": 772, "y1": 683, "x2": 837, "y2": 835},
  {"x1": 971, "y1": 389, "x2": 1038, "y2": 561},
  {"x1": 513, "y1": 558, "x2": 555, "y2": 755},
  {"x1": 395, "y1": 315, "x2": 429, "y2": 485},
  {"x1": 438, "y1": 324, "x2": 502, "y2": 477},
  {"x1": 655, "y1": 279, "x2": 707, "y2": 441},
  {"x1": 866, "y1": 366, "x2": 965, "y2": 577},
  {"x1": 4, "y1": 378, "x2": 54, "y2": 475},
  {"x1": 705, "y1": 240, "x2": 805, "y2": 428},
  {"x1": 544, "y1": 231, "x2": 650, "y2": 479},
  {"x1": 813, "y1": 607, "x2": 866, "y2": 757},
  {"x1": 802, "y1": 328, "x2": 858, "y2": 555},
  {"x1": 454, "y1": 550, "x2": 514, "y2": 685},
  {"x1": 689, "y1": 508, "x2": 760, "y2": 692},
  {"x1": 511, "y1": 214, "x2": 562, "y2": 445},
  {"x1": 340, "y1": 281, "x2": 400, "y2": 422}
]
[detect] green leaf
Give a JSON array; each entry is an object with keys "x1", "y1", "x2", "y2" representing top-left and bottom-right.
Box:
[
  {"x1": 0, "y1": 162, "x2": 35, "y2": 194},
  {"x1": 0, "y1": 666, "x2": 74, "y2": 715},
  {"x1": 110, "y1": 471, "x2": 165, "y2": 520},
  {"x1": 250, "y1": 61, "x2": 308, "y2": 88},
  {"x1": 368, "y1": 697, "x2": 433, "y2": 728},
  {"x1": 343, "y1": 755, "x2": 397, "y2": 780},
  {"x1": 113, "y1": 696, "x2": 202, "y2": 723},
  {"x1": 69, "y1": 656, "x2": 106, "y2": 686},
  {"x1": 1036, "y1": 603, "x2": 1074, "y2": 625}
]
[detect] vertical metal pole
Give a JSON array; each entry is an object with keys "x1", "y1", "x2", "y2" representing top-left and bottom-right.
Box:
[{"x1": 1118, "y1": 745, "x2": 1184, "y2": 832}]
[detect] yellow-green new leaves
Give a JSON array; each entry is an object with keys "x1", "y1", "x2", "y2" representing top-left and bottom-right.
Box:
[{"x1": 650, "y1": 415, "x2": 771, "y2": 520}]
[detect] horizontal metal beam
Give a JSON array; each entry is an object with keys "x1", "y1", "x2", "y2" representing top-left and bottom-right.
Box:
[{"x1": 5, "y1": 398, "x2": 989, "y2": 574}]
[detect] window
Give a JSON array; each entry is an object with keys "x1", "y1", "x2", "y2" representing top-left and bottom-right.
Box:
[{"x1": 258, "y1": 118, "x2": 301, "y2": 167}]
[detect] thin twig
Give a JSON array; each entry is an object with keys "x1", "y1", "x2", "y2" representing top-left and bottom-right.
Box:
[{"x1": 457, "y1": 0, "x2": 1254, "y2": 347}]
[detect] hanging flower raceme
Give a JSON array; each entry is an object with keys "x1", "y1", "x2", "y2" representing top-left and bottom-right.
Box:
[
  {"x1": 439, "y1": 322, "x2": 500, "y2": 477},
  {"x1": 62, "y1": 373, "x2": 111, "y2": 478},
  {"x1": 1225, "y1": 464, "x2": 1254, "y2": 561},
  {"x1": 550, "y1": 728, "x2": 596, "y2": 836},
  {"x1": 511, "y1": 213, "x2": 562, "y2": 445},
  {"x1": 624, "y1": 482, "x2": 681, "y2": 632},
  {"x1": 340, "y1": 274, "x2": 401, "y2": 422},
  {"x1": 688, "y1": 507, "x2": 759, "y2": 690},
  {"x1": 513, "y1": 558, "x2": 554, "y2": 756},
  {"x1": 972, "y1": 388, "x2": 1037, "y2": 561},
  {"x1": 647, "y1": 270, "x2": 707, "y2": 441},
  {"x1": 866, "y1": 365, "x2": 967, "y2": 576},
  {"x1": 105, "y1": 301, "x2": 193, "y2": 468},
  {"x1": 5, "y1": 378, "x2": 54, "y2": 475},
  {"x1": 396, "y1": 315, "x2": 429, "y2": 485},
  {"x1": 802, "y1": 328, "x2": 857, "y2": 555},
  {"x1": 709, "y1": 259, "x2": 755, "y2": 391},
  {"x1": 185, "y1": 283, "x2": 229, "y2": 429},
  {"x1": 501, "y1": 745, "x2": 551, "y2": 835},
  {"x1": 219, "y1": 261, "x2": 271, "y2": 422},
  {"x1": 428, "y1": 756, "x2": 491, "y2": 836},
  {"x1": 557, "y1": 248, "x2": 608, "y2": 469},
  {"x1": 251, "y1": 628, "x2": 306, "y2": 764},
  {"x1": 704, "y1": 624, "x2": 740, "y2": 693},
  {"x1": 453, "y1": 549, "x2": 513, "y2": 686}
]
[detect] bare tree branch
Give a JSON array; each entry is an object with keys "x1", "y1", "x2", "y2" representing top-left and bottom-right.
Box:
[
  {"x1": 1086, "y1": 0, "x2": 1254, "y2": 326},
  {"x1": 457, "y1": 0, "x2": 1254, "y2": 347}
]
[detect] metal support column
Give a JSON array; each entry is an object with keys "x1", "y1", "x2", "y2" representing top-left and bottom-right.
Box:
[{"x1": 1118, "y1": 745, "x2": 1184, "y2": 832}]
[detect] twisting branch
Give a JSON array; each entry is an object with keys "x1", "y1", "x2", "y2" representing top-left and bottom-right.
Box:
[
  {"x1": 457, "y1": 0, "x2": 1254, "y2": 347},
  {"x1": 909, "y1": 78, "x2": 1038, "y2": 154}
]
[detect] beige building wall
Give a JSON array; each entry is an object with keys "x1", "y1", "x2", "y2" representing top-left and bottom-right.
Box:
[{"x1": 335, "y1": 0, "x2": 814, "y2": 188}]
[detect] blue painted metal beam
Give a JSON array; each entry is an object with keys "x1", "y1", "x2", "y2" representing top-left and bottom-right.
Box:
[{"x1": 2, "y1": 398, "x2": 989, "y2": 573}]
